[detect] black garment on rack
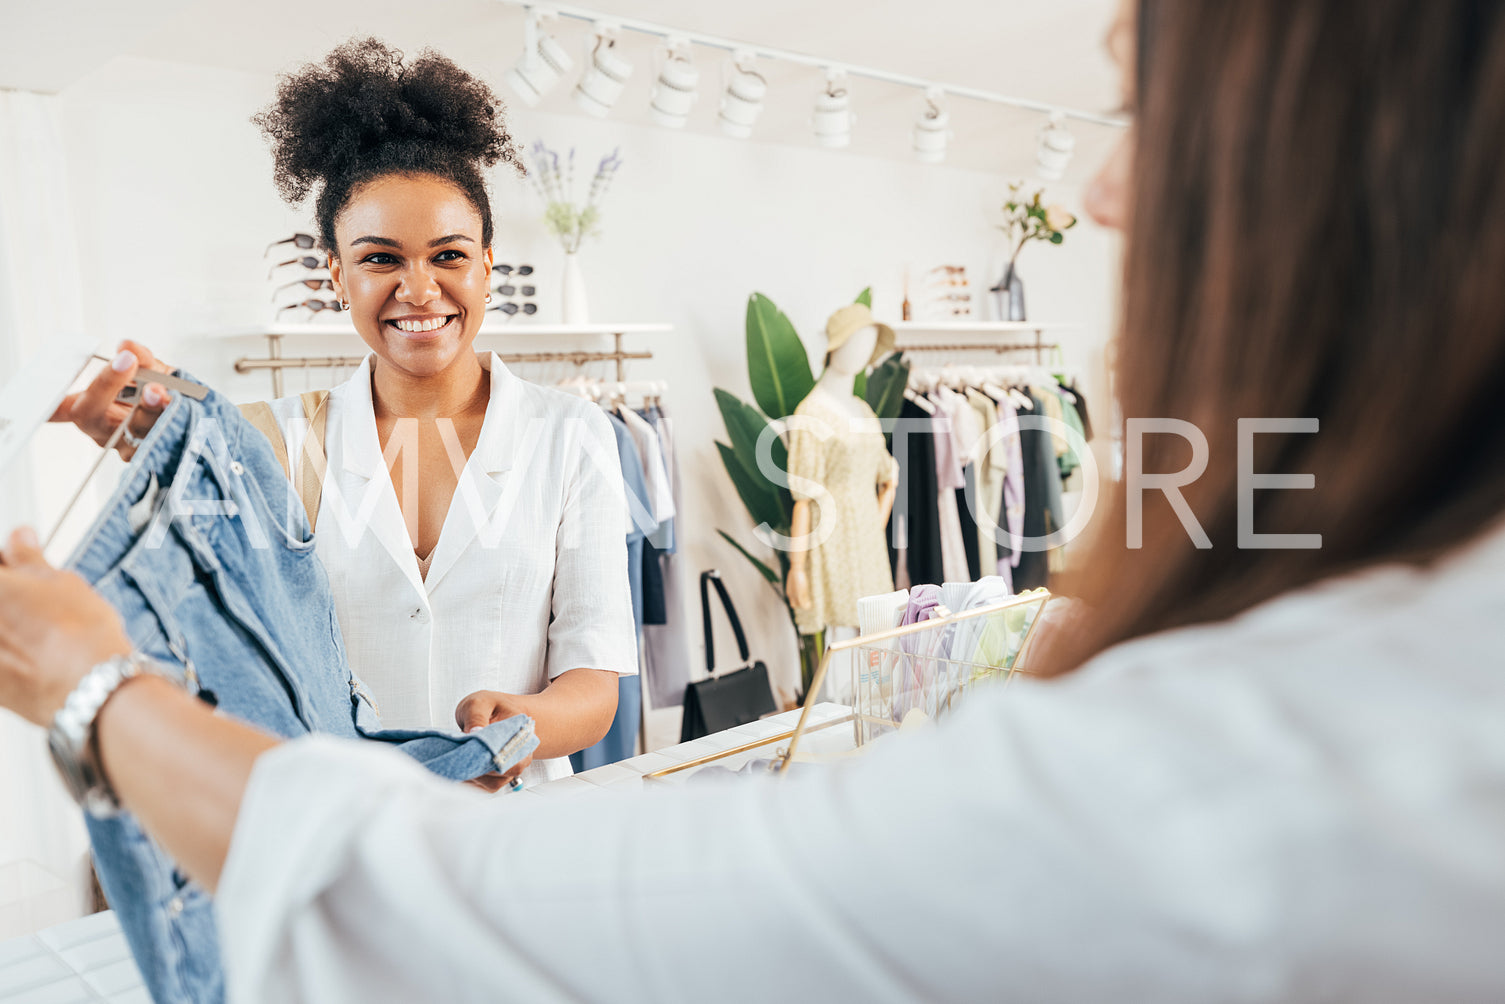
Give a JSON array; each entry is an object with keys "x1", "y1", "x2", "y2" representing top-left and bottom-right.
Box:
[
  {"x1": 888, "y1": 399, "x2": 945, "y2": 587},
  {"x1": 642, "y1": 541, "x2": 668, "y2": 625},
  {"x1": 1014, "y1": 389, "x2": 1067, "y2": 591},
  {"x1": 1066, "y1": 380, "x2": 1094, "y2": 442},
  {"x1": 957, "y1": 465, "x2": 982, "y2": 581}
]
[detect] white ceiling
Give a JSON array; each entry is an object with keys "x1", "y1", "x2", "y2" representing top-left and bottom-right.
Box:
[{"x1": 0, "y1": 0, "x2": 1123, "y2": 178}]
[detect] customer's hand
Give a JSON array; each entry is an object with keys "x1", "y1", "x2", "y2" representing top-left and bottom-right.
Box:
[
  {"x1": 51, "y1": 341, "x2": 174, "y2": 461},
  {"x1": 0, "y1": 528, "x2": 132, "y2": 727},
  {"x1": 455, "y1": 690, "x2": 535, "y2": 793}
]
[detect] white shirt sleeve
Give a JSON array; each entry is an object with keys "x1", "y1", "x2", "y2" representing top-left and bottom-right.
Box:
[{"x1": 215, "y1": 615, "x2": 1505, "y2": 1004}]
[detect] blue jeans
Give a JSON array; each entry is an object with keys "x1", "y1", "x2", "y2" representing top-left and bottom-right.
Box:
[{"x1": 65, "y1": 378, "x2": 536, "y2": 1004}]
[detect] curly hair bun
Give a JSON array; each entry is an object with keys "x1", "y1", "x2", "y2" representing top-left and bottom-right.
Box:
[{"x1": 254, "y1": 37, "x2": 520, "y2": 250}]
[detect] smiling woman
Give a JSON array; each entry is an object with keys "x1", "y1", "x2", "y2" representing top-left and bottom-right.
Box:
[{"x1": 232, "y1": 38, "x2": 639, "y2": 786}]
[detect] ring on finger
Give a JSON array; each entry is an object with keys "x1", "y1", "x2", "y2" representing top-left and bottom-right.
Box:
[{"x1": 120, "y1": 425, "x2": 144, "y2": 449}]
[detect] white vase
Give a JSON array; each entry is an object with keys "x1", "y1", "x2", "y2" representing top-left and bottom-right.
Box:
[{"x1": 561, "y1": 251, "x2": 589, "y2": 324}]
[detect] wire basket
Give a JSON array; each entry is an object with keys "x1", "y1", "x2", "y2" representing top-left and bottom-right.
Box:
[
  {"x1": 780, "y1": 590, "x2": 1051, "y2": 766},
  {"x1": 639, "y1": 590, "x2": 1053, "y2": 781}
]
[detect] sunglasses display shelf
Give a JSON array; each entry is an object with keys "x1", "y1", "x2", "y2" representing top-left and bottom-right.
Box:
[{"x1": 214, "y1": 322, "x2": 674, "y2": 398}]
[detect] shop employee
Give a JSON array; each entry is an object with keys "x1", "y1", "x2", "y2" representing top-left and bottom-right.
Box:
[{"x1": 56, "y1": 40, "x2": 637, "y2": 787}]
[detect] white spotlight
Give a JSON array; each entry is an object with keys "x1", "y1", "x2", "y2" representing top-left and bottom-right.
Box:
[
  {"x1": 650, "y1": 37, "x2": 699, "y2": 129},
  {"x1": 1036, "y1": 112, "x2": 1076, "y2": 180},
  {"x1": 718, "y1": 50, "x2": 766, "y2": 139},
  {"x1": 506, "y1": 10, "x2": 574, "y2": 107},
  {"x1": 812, "y1": 69, "x2": 852, "y2": 149},
  {"x1": 912, "y1": 87, "x2": 951, "y2": 163},
  {"x1": 573, "y1": 23, "x2": 633, "y2": 118}
]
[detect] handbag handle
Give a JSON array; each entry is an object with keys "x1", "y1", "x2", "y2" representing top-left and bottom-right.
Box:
[{"x1": 700, "y1": 570, "x2": 750, "y2": 675}]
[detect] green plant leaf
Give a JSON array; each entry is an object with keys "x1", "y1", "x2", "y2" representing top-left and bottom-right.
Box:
[
  {"x1": 745, "y1": 293, "x2": 815, "y2": 419},
  {"x1": 853, "y1": 370, "x2": 867, "y2": 399},
  {"x1": 714, "y1": 388, "x2": 789, "y2": 485},
  {"x1": 1050, "y1": 232, "x2": 1064, "y2": 244},
  {"x1": 864, "y1": 353, "x2": 911, "y2": 422},
  {"x1": 717, "y1": 530, "x2": 781, "y2": 586},
  {"x1": 855, "y1": 286, "x2": 872, "y2": 307},
  {"x1": 716, "y1": 441, "x2": 789, "y2": 532}
]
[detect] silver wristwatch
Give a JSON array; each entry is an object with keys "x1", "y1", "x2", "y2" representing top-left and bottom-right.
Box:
[{"x1": 48, "y1": 653, "x2": 185, "y2": 817}]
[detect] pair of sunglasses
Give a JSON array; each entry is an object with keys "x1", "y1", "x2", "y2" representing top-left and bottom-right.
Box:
[
  {"x1": 493, "y1": 283, "x2": 537, "y2": 297},
  {"x1": 492, "y1": 264, "x2": 535, "y2": 276},
  {"x1": 277, "y1": 299, "x2": 344, "y2": 317},
  {"x1": 487, "y1": 302, "x2": 538, "y2": 316},
  {"x1": 266, "y1": 233, "x2": 317, "y2": 254},
  {"x1": 272, "y1": 278, "x2": 336, "y2": 299},
  {"x1": 268, "y1": 255, "x2": 329, "y2": 278}
]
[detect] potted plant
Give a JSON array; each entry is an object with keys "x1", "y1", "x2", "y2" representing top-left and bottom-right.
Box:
[
  {"x1": 526, "y1": 142, "x2": 623, "y2": 323},
  {"x1": 713, "y1": 288, "x2": 910, "y2": 698},
  {"x1": 992, "y1": 181, "x2": 1078, "y2": 321}
]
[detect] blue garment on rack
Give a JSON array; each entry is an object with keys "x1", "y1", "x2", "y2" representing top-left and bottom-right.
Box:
[
  {"x1": 65, "y1": 378, "x2": 537, "y2": 1004},
  {"x1": 572, "y1": 414, "x2": 657, "y2": 771}
]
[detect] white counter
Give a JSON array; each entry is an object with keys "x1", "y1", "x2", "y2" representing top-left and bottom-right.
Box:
[{"x1": 0, "y1": 705, "x2": 855, "y2": 1002}]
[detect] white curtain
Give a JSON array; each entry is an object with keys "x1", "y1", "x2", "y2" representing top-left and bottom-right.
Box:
[{"x1": 0, "y1": 88, "x2": 95, "y2": 939}]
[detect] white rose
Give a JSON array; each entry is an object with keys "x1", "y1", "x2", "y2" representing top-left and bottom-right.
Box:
[{"x1": 1045, "y1": 204, "x2": 1076, "y2": 231}]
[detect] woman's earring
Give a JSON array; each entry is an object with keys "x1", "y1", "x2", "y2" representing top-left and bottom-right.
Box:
[
  {"x1": 340, "y1": 299, "x2": 349, "y2": 310},
  {"x1": 485, "y1": 292, "x2": 493, "y2": 303}
]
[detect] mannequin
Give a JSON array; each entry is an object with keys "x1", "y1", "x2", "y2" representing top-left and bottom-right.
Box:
[{"x1": 786, "y1": 306, "x2": 899, "y2": 633}]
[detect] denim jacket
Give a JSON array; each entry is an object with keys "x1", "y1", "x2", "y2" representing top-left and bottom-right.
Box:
[{"x1": 65, "y1": 378, "x2": 537, "y2": 1004}]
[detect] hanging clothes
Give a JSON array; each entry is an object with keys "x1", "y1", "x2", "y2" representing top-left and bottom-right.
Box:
[
  {"x1": 935, "y1": 386, "x2": 986, "y2": 581},
  {"x1": 995, "y1": 396, "x2": 1026, "y2": 591},
  {"x1": 616, "y1": 403, "x2": 675, "y2": 551},
  {"x1": 927, "y1": 391, "x2": 971, "y2": 583},
  {"x1": 888, "y1": 398, "x2": 945, "y2": 589},
  {"x1": 965, "y1": 388, "x2": 1007, "y2": 579},
  {"x1": 640, "y1": 403, "x2": 694, "y2": 709},
  {"x1": 571, "y1": 414, "x2": 658, "y2": 771},
  {"x1": 1014, "y1": 389, "x2": 1066, "y2": 591}
]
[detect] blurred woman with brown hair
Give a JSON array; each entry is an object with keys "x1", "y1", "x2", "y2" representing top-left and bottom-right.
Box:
[{"x1": 2, "y1": 0, "x2": 1504, "y2": 999}]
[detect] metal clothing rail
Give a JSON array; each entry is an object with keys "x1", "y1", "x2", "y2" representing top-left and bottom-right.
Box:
[
  {"x1": 894, "y1": 340, "x2": 1061, "y2": 364},
  {"x1": 235, "y1": 332, "x2": 651, "y2": 396}
]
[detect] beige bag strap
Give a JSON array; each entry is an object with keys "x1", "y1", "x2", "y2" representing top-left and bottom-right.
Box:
[
  {"x1": 236, "y1": 390, "x2": 330, "y2": 532},
  {"x1": 237, "y1": 402, "x2": 290, "y2": 476},
  {"x1": 297, "y1": 391, "x2": 330, "y2": 532}
]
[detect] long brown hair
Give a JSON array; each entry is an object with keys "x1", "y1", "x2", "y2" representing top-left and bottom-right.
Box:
[{"x1": 1048, "y1": 0, "x2": 1505, "y2": 673}]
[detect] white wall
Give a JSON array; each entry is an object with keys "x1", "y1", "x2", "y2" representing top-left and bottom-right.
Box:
[{"x1": 46, "y1": 55, "x2": 1120, "y2": 742}]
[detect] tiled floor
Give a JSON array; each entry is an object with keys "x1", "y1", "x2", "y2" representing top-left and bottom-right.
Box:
[
  {"x1": 0, "y1": 910, "x2": 147, "y2": 1003},
  {"x1": 0, "y1": 704, "x2": 855, "y2": 1001}
]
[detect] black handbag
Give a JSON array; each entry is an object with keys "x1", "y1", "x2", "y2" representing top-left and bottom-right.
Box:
[{"x1": 680, "y1": 570, "x2": 778, "y2": 742}]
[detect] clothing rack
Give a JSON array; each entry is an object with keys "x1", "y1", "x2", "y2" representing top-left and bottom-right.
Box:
[
  {"x1": 234, "y1": 331, "x2": 654, "y2": 396},
  {"x1": 894, "y1": 340, "x2": 1060, "y2": 364}
]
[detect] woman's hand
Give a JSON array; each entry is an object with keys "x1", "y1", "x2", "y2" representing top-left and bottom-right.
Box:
[
  {"x1": 0, "y1": 528, "x2": 132, "y2": 727},
  {"x1": 51, "y1": 341, "x2": 174, "y2": 461},
  {"x1": 454, "y1": 690, "x2": 535, "y2": 792}
]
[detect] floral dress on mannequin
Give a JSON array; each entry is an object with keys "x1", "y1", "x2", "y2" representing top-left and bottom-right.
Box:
[{"x1": 787, "y1": 391, "x2": 899, "y2": 635}]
